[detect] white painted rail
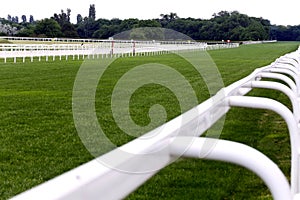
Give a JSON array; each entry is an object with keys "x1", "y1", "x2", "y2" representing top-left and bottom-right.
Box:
[
  {"x1": 0, "y1": 38, "x2": 239, "y2": 63},
  {"x1": 9, "y1": 45, "x2": 300, "y2": 200}
]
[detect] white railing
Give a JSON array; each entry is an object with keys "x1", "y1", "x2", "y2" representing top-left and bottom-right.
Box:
[
  {"x1": 10, "y1": 46, "x2": 299, "y2": 200},
  {"x1": 0, "y1": 39, "x2": 239, "y2": 63},
  {"x1": 242, "y1": 40, "x2": 278, "y2": 45}
]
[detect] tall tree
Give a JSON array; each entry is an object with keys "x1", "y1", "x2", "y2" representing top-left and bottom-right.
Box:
[
  {"x1": 160, "y1": 14, "x2": 170, "y2": 21},
  {"x1": 89, "y1": 4, "x2": 96, "y2": 21},
  {"x1": 52, "y1": 9, "x2": 79, "y2": 38},
  {"x1": 16, "y1": 24, "x2": 35, "y2": 37},
  {"x1": 77, "y1": 14, "x2": 83, "y2": 24},
  {"x1": 12, "y1": 16, "x2": 19, "y2": 23},
  {"x1": 7, "y1": 15, "x2": 12, "y2": 22},
  {"x1": 169, "y1": 12, "x2": 179, "y2": 21},
  {"x1": 119, "y1": 18, "x2": 139, "y2": 31},
  {"x1": 159, "y1": 12, "x2": 179, "y2": 27},
  {"x1": 53, "y1": 9, "x2": 71, "y2": 26},
  {"x1": 61, "y1": 22, "x2": 79, "y2": 38},
  {"x1": 34, "y1": 18, "x2": 63, "y2": 37},
  {"x1": 29, "y1": 15, "x2": 34, "y2": 24},
  {"x1": 67, "y1": 8, "x2": 71, "y2": 22},
  {"x1": 55, "y1": 10, "x2": 66, "y2": 25},
  {"x1": 21, "y1": 15, "x2": 27, "y2": 23}
]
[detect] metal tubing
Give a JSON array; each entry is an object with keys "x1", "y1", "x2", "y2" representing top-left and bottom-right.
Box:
[
  {"x1": 170, "y1": 137, "x2": 292, "y2": 200},
  {"x1": 264, "y1": 68, "x2": 300, "y2": 90},
  {"x1": 276, "y1": 59, "x2": 300, "y2": 72},
  {"x1": 243, "y1": 81, "x2": 300, "y2": 121},
  {"x1": 228, "y1": 96, "x2": 300, "y2": 195},
  {"x1": 256, "y1": 72, "x2": 297, "y2": 94},
  {"x1": 275, "y1": 62, "x2": 299, "y2": 74}
]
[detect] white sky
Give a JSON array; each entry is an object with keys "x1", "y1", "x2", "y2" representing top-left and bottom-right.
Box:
[{"x1": 0, "y1": 0, "x2": 299, "y2": 26}]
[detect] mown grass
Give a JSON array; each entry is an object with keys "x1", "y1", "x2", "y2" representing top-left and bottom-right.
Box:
[
  {"x1": 0, "y1": 39, "x2": 11, "y2": 44},
  {"x1": 0, "y1": 42, "x2": 299, "y2": 199},
  {"x1": 127, "y1": 42, "x2": 299, "y2": 200},
  {"x1": 0, "y1": 59, "x2": 94, "y2": 198}
]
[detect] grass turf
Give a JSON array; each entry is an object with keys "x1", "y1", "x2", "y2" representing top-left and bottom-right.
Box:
[
  {"x1": 0, "y1": 42, "x2": 299, "y2": 199},
  {"x1": 127, "y1": 42, "x2": 299, "y2": 199}
]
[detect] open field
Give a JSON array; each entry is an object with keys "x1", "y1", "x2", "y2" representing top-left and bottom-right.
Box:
[
  {"x1": 0, "y1": 42, "x2": 299, "y2": 199},
  {"x1": 0, "y1": 39, "x2": 11, "y2": 44}
]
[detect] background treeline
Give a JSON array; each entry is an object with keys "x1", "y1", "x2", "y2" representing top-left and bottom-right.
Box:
[{"x1": 0, "y1": 5, "x2": 300, "y2": 41}]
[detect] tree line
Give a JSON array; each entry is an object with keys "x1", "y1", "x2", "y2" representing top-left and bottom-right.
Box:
[{"x1": 0, "y1": 5, "x2": 300, "y2": 41}]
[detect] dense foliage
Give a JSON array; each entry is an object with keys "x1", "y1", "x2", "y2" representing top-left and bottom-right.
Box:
[{"x1": 0, "y1": 6, "x2": 299, "y2": 41}]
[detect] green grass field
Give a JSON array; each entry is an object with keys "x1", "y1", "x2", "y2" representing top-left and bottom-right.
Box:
[
  {"x1": 0, "y1": 42, "x2": 299, "y2": 199},
  {"x1": 0, "y1": 39, "x2": 11, "y2": 44}
]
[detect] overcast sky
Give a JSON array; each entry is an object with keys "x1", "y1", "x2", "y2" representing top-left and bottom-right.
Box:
[{"x1": 1, "y1": 0, "x2": 299, "y2": 26}]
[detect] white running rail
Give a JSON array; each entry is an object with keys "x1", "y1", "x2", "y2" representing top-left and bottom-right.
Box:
[
  {"x1": 0, "y1": 39, "x2": 239, "y2": 63},
  {"x1": 10, "y1": 47, "x2": 300, "y2": 200}
]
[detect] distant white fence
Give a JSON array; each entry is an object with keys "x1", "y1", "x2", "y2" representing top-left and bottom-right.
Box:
[
  {"x1": 9, "y1": 45, "x2": 300, "y2": 199},
  {"x1": 242, "y1": 40, "x2": 278, "y2": 45},
  {"x1": 0, "y1": 38, "x2": 239, "y2": 63}
]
